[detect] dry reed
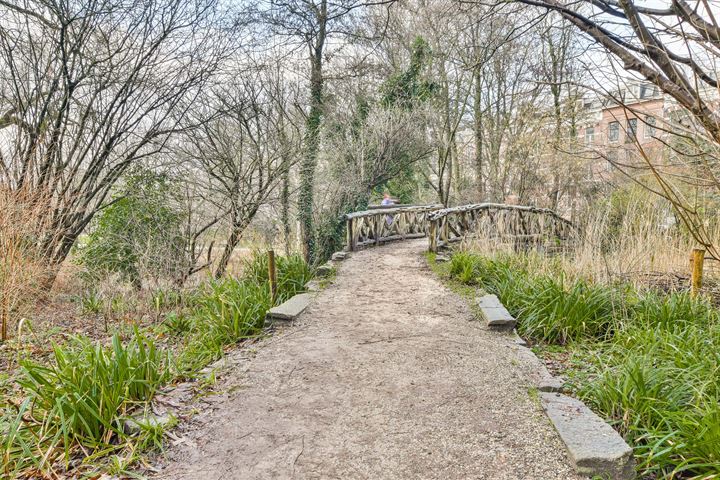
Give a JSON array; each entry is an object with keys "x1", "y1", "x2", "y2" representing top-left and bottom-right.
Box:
[
  {"x1": 463, "y1": 189, "x2": 718, "y2": 292},
  {"x1": 0, "y1": 188, "x2": 54, "y2": 341}
]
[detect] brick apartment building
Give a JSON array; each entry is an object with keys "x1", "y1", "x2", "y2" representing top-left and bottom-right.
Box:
[{"x1": 579, "y1": 81, "x2": 667, "y2": 179}]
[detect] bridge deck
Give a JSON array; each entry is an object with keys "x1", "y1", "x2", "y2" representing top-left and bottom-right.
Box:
[{"x1": 154, "y1": 240, "x2": 583, "y2": 479}]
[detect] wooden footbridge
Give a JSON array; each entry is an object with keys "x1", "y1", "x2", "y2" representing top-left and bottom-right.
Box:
[{"x1": 345, "y1": 203, "x2": 574, "y2": 252}]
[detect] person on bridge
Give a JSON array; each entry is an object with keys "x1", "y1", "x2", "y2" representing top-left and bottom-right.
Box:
[{"x1": 381, "y1": 192, "x2": 395, "y2": 226}]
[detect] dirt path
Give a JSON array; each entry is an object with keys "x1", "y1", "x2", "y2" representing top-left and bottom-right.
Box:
[{"x1": 153, "y1": 240, "x2": 583, "y2": 480}]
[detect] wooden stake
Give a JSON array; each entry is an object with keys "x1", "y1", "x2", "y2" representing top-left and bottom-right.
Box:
[
  {"x1": 268, "y1": 249, "x2": 277, "y2": 303},
  {"x1": 691, "y1": 248, "x2": 705, "y2": 298}
]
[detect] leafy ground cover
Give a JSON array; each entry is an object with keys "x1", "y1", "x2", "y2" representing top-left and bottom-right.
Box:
[
  {"x1": 1, "y1": 252, "x2": 312, "y2": 478},
  {"x1": 434, "y1": 251, "x2": 720, "y2": 479}
]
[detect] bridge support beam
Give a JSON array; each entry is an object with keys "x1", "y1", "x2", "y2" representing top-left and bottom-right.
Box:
[{"x1": 346, "y1": 218, "x2": 354, "y2": 252}]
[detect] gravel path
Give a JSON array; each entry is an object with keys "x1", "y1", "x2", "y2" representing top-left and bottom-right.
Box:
[{"x1": 153, "y1": 240, "x2": 584, "y2": 480}]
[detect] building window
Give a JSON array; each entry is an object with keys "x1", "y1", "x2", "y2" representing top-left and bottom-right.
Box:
[
  {"x1": 645, "y1": 116, "x2": 656, "y2": 139},
  {"x1": 626, "y1": 118, "x2": 637, "y2": 143},
  {"x1": 608, "y1": 121, "x2": 620, "y2": 142},
  {"x1": 585, "y1": 126, "x2": 595, "y2": 144},
  {"x1": 639, "y1": 83, "x2": 658, "y2": 99}
]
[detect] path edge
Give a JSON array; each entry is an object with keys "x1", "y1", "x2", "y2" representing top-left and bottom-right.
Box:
[{"x1": 477, "y1": 295, "x2": 635, "y2": 480}]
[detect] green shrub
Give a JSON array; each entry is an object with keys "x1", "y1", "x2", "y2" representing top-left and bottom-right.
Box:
[{"x1": 75, "y1": 169, "x2": 186, "y2": 288}]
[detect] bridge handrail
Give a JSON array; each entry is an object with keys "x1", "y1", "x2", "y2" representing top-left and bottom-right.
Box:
[
  {"x1": 345, "y1": 204, "x2": 442, "y2": 251},
  {"x1": 344, "y1": 202, "x2": 574, "y2": 253},
  {"x1": 427, "y1": 203, "x2": 574, "y2": 252},
  {"x1": 346, "y1": 204, "x2": 442, "y2": 220},
  {"x1": 428, "y1": 203, "x2": 573, "y2": 225}
]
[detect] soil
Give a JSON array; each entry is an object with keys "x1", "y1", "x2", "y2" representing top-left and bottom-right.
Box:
[{"x1": 149, "y1": 239, "x2": 584, "y2": 480}]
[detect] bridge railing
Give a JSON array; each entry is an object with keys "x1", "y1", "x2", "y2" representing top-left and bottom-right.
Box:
[
  {"x1": 345, "y1": 204, "x2": 442, "y2": 251},
  {"x1": 427, "y1": 203, "x2": 574, "y2": 253}
]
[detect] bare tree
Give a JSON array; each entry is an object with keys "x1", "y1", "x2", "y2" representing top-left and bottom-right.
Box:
[
  {"x1": 314, "y1": 103, "x2": 433, "y2": 257},
  {"x1": 0, "y1": 0, "x2": 229, "y2": 278},
  {"x1": 180, "y1": 69, "x2": 300, "y2": 278},
  {"x1": 261, "y1": 0, "x2": 395, "y2": 262},
  {"x1": 505, "y1": 0, "x2": 720, "y2": 257}
]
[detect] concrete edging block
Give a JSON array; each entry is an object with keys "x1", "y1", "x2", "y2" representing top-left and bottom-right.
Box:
[
  {"x1": 476, "y1": 294, "x2": 516, "y2": 328},
  {"x1": 267, "y1": 293, "x2": 313, "y2": 322},
  {"x1": 484, "y1": 295, "x2": 635, "y2": 479},
  {"x1": 540, "y1": 393, "x2": 635, "y2": 479}
]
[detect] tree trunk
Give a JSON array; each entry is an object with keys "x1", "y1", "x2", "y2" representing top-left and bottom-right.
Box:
[
  {"x1": 473, "y1": 67, "x2": 484, "y2": 200},
  {"x1": 281, "y1": 168, "x2": 291, "y2": 256},
  {"x1": 215, "y1": 227, "x2": 242, "y2": 279},
  {"x1": 297, "y1": 1, "x2": 327, "y2": 264}
]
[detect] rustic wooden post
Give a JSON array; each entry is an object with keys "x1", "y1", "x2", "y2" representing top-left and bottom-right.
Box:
[
  {"x1": 268, "y1": 249, "x2": 277, "y2": 303},
  {"x1": 691, "y1": 248, "x2": 705, "y2": 298},
  {"x1": 346, "y1": 217, "x2": 354, "y2": 252},
  {"x1": 429, "y1": 220, "x2": 437, "y2": 252},
  {"x1": 374, "y1": 214, "x2": 382, "y2": 246}
]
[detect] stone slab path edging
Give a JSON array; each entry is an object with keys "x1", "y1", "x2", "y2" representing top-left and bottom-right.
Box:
[
  {"x1": 541, "y1": 393, "x2": 635, "y2": 479},
  {"x1": 476, "y1": 294, "x2": 517, "y2": 329},
  {"x1": 267, "y1": 293, "x2": 314, "y2": 322},
  {"x1": 479, "y1": 286, "x2": 635, "y2": 479},
  {"x1": 149, "y1": 240, "x2": 587, "y2": 480}
]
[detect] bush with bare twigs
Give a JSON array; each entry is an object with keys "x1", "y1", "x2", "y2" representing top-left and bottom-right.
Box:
[{"x1": 0, "y1": 189, "x2": 55, "y2": 342}]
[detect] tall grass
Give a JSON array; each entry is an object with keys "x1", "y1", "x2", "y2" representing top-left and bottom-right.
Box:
[
  {"x1": 446, "y1": 251, "x2": 720, "y2": 477},
  {"x1": 0, "y1": 188, "x2": 55, "y2": 342},
  {"x1": 463, "y1": 187, "x2": 720, "y2": 289}
]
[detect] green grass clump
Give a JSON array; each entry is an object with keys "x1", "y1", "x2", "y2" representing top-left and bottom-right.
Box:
[
  {"x1": 3, "y1": 329, "x2": 170, "y2": 475},
  {"x1": 241, "y1": 251, "x2": 313, "y2": 303},
  {"x1": 450, "y1": 254, "x2": 622, "y2": 344},
  {"x1": 443, "y1": 250, "x2": 720, "y2": 477},
  {"x1": 449, "y1": 252, "x2": 483, "y2": 284},
  {"x1": 581, "y1": 322, "x2": 720, "y2": 477},
  {"x1": 177, "y1": 278, "x2": 272, "y2": 372},
  {"x1": 630, "y1": 290, "x2": 718, "y2": 328},
  {"x1": 514, "y1": 277, "x2": 623, "y2": 344},
  {"x1": 178, "y1": 251, "x2": 313, "y2": 374}
]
